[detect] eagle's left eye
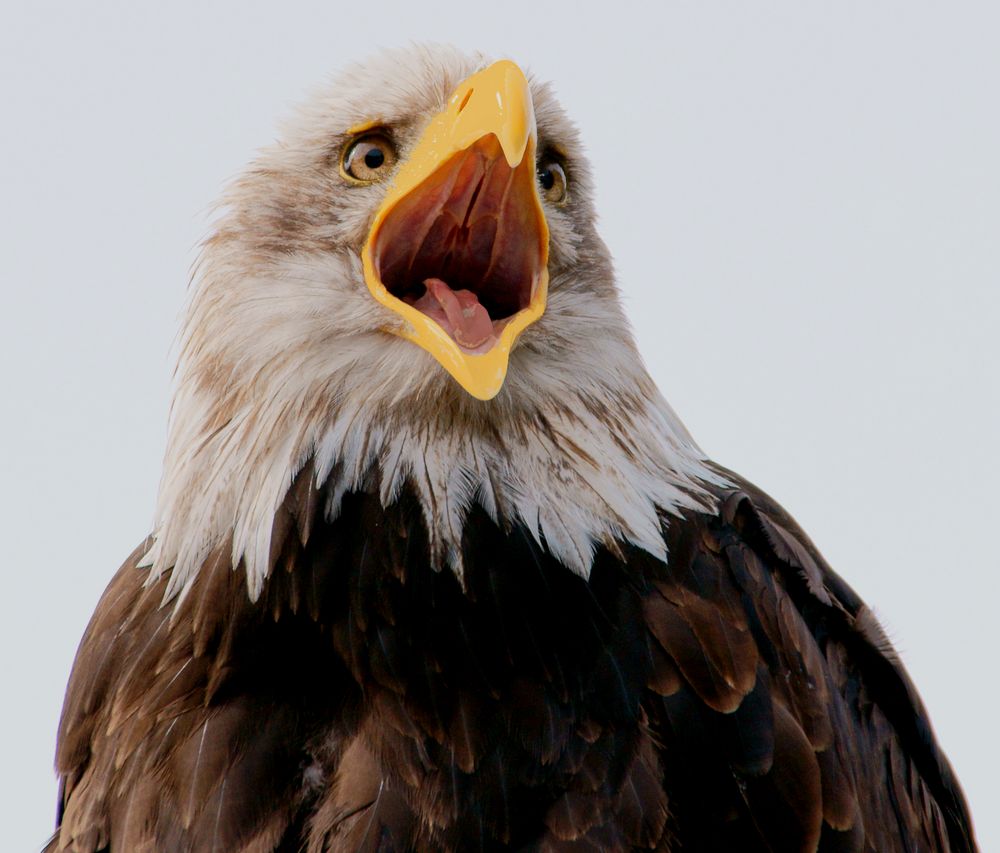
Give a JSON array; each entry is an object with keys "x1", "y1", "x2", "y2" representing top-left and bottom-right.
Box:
[
  {"x1": 342, "y1": 132, "x2": 397, "y2": 183},
  {"x1": 537, "y1": 159, "x2": 567, "y2": 205}
]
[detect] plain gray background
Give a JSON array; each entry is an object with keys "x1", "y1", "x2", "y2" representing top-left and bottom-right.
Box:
[{"x1": 2, "y1": 2, "x2": 997, "y2": 849}]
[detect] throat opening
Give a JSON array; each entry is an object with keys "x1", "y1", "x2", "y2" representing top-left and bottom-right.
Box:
[{"x1": 372, "y1": 135, "x2": 544, "y2": 353}]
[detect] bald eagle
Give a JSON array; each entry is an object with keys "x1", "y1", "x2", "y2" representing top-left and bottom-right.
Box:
[{"x1": 48, "y1": 47, "x2": 976, "y2": 852}]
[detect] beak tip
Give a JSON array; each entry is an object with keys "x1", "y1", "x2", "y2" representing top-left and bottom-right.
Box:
[{"x1": 456, "y1": 60, "x2": 536, "y2": 168}]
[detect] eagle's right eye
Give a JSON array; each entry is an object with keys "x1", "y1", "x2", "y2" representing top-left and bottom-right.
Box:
[{"x1": 341, "y1": 132, "x2": 397, "y2": 183}]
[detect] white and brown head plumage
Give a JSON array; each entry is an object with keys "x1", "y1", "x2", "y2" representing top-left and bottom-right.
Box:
[
  {"x1": 143, "y1": 44, "x2": 721, "y2": 603},
  {"x1": 49, "y1": 44, "x2": 977, "y2": 853}
]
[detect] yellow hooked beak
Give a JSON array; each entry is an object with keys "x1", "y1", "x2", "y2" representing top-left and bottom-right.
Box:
[{"x1": 361, "y1": 60, "x2": 549, "y2": 401}]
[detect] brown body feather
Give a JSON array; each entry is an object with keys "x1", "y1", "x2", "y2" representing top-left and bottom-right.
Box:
[{"x1": 48, "y1": 466, "x2": 976, "y2": 851}]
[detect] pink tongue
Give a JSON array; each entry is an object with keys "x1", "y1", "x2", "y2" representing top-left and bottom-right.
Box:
[{"x1": 423, "y1": 277, "x2": 495, "y2": 349}]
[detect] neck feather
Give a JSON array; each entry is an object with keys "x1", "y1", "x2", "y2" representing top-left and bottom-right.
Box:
[{"x1": 142, "y1": 353, "x2": 723, "y2": 603}]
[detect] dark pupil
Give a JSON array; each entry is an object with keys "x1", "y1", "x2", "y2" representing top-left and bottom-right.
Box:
[
  {"x1": 363, "y1": 147, "x2": 385, "y2": 169},
  {"x1": 538, "y1": 167, "x2": 555, "y2": 190}
]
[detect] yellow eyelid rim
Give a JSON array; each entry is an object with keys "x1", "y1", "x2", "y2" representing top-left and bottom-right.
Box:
[
  {"x1": 536, "y1": 148, "x2": 570, "y2": 205},
  {"x1": 338, "y1": 123, "x2": 395, "y2": 185}
]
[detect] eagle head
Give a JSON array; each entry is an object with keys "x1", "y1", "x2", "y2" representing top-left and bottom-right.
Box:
[{"x1": 143, "y1": 45, "x2": 718, "y2": 601}]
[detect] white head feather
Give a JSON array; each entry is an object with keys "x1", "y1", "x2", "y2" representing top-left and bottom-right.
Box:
[{"x1": 140, "y1": 45, "x2": 725, "y2": 603}]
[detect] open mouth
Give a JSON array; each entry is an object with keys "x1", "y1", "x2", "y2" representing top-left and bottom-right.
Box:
[
  {"x1": 360, "y1": 59, "x2": 549, "y2": 400},
  {"x1": 370, "y1": 135, "x2": 546, "y2": 354}
]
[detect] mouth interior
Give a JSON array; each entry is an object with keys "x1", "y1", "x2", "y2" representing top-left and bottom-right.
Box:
[{"x1": 372, "y1": 135, "x2": 544, "y2": 353}]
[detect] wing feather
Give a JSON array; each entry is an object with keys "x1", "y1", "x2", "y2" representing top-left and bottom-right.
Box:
[{"x1": 643, "y1": 467, "x2": 977, "y2": 851}]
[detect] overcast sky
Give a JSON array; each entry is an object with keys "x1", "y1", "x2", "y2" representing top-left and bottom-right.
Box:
[{"x1": 2, "y1": 2, "x2": 997, "y2": 849}]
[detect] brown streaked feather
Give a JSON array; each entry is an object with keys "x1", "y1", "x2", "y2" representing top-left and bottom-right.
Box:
[
  {"x1": 644, "y1": 467, "x2": 976, "y2": 852},
  {"x1": 49, "y1": 469, "x2": 976, "y2": 851}
]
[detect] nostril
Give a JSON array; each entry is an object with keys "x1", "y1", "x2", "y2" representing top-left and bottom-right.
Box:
[{"x1": 458, "y1": 89, "x2": 473, "y2": 113}]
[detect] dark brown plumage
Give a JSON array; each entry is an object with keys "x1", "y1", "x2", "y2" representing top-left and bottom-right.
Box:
[{"x1": 49, "y1": 465, "x2": 976, "y2": 851}]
